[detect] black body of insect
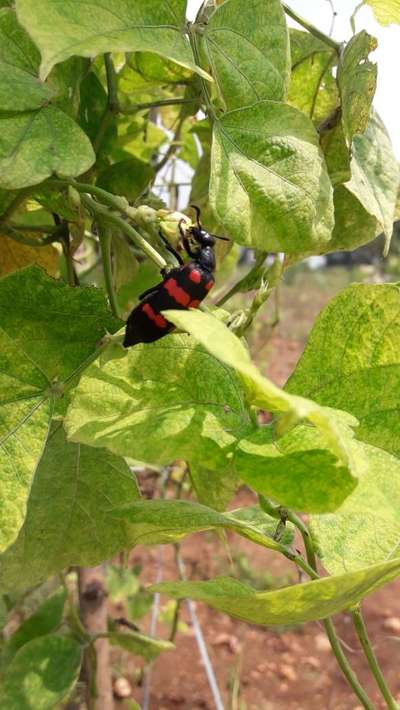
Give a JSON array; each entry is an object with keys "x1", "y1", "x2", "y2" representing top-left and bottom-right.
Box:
[{"x1": 123, "y1": 207, "x2": 224, "y2": 347}]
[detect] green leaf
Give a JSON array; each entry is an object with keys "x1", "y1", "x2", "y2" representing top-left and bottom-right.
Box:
[
  {"x1": 117, "y1": 115, "x2": 166, "y2": 163},
  {"x1": 15, "y1": 0, "x2": 211, "y2": 81},
  {"x1": 189, "y1": 462, "x2": 239, "y2": 511},
  {"x1": 152, "y1": 558, "x2": 400, "y2": 625},
  {"x1": 311, "y1": 441, "x2": 400, "y2": 575},
  {"x1": 164, "y1": 310, "x2": 359, "y2": 471},
  {"x1": 0, "y1": 265, "x2": 120, "y2": 382},
  {"x1": 0, "y1": 422, "x2": 140, "y2": 593},
  {"x1": 117, "y1": 59, "x2": 171, "y2": 109},
  {"x1": 65, "y1": 334, "x2": 251, "y2": 470},
  {"x1": 344, "y1": 112, "x2": 399, "y2": 246},
  {"x1": 110, "y1": 499, "x2": 293, "y2": 552},
  {"x1": 0, "y1": 266, "x2": 120, "y2": 554},
  {"x1": 234, "y1": 424, "x2": 357, "y2": 513},
  {"x1": 78, "y1": 71, "x2": 115, "y2": 147},
  {"x1": 0, "y1": 340, "x2": 52, "y2": 553},
  {"x1": 209, "y1": 101, "x2": 334, "y2": 253},
  {"x1": 365, "y1": 0, "x2": 400, "y2": 25},
  {"x1": 228, "y1": 505, "x2": 294, "y2": 547},
  {"x1": 0, "y1": 634, "x2": 82, "y2": 709},
  {"x1": 135, "y1": 51, "x2": 192, "y2": 84},
  {"x1": 289, "y1": 28, "x2": 331, "y2": 65},
  {"x1": 319, "y1": 123, "x2": 351, "y2": 187},
  {"x1": 0, "y1": 9, "x2": 53, "y2": 111},
  {"x1": 318, "y1": 113, "x2": 398, "y2": 254},
  {"x1": 288, "y1": 31, "x2": 338, "y2": 124},
  {"x1": 46, "y1": 56, "x2": 90, "y2": 117},
  {"x1": 128, "y1": 590, "x2": 154, "y2": 621},
  {"x1": 0, "y1": 10, "x2": 94, "y2": 188},
  {"x1": 286, "y1": 282, "x2": 400, "y2": 457},
  {"x1": 0, "y1": 106, "x2": 95, "y2": 189},
  {"x1": 2, "y1": 589, "x2": 66, "y2": 667},
  {"x1": 97, "y1": 158, "x2": 154, "y2": 202},
  {"x1": 106, "y1": 565, "x2": 140, "y2": 603},
  {"x1": 338, "y1": 31, "x2": 377, "y2": 145},
  {"x1": 111, "y1": 233, "x2": 139, "y2": 316},
  {"x1": 202, "y1": 0, "x2": 289, "y2": 109},
  {"x1": 109, "y1": 631, "x2": 174, "y2": 662},
  {"x1": 326, "y1": 184, "x2": 378, "y2": 252},
  {"x1": 0, "y1": 189, "x2": 18, "y2": 217}
]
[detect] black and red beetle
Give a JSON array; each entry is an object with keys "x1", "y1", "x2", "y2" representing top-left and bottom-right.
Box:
[{"x1": 123, "y1": 207, "x2": 226, "y2": 347}]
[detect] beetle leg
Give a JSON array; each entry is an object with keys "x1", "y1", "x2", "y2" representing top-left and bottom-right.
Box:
[
  {"x1": 138, "y1": 284, "x2": 162, "y2": 301},
  {"x1": 159, "y1": 229, "x2": 184, "y2": 265},
  {"x1": 182, "y1": 234, "x2": 197, "y2": 259}
]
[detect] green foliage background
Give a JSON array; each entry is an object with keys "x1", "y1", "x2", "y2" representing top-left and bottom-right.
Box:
[{"x1": 0, "y1": 0, "x2": 399, "y2": 705}]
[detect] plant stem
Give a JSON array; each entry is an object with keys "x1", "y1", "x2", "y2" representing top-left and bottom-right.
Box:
[
  {"x1": 285, "y1": 510, "x2": 375, "y2": 710},
  {"x1": 97, "y1": 222, "x2": 119, "y2": 318},
  {"x1": 104, "y1": 53, "x2": 118, "y2": 113},
  {"x1": 309, "y1": 52, "x2": 336, "y2": 120},
  {"x1": 4, "y1": 222, "x2": 58, "y2": 234},
  {"x1": 285, "y1": 510, "x2": 317, "y2": 571},
  {"x1": 169, "y1": 600, "x2": 181, "y2": 642},
  {"x1": 60, "y1": 228, "x2": 77, "y2": 287},
  {"x1": 92, "y1": 53, "x2": 119, "y2": 154},
  {"x1": 278, "y1": 545, "x2": 319, "y2": 580},
  {"x1": 80, "y1": 193, "x2": 166, "y2": 270},
  {"x1": 1, "y1": 189, "x2": 31, "y2": 221},
  {"x1": 120, "y1": 96, "x2": 200, "y2": 114},
  {"x1": 188, "y1": 24, "x2": 215, "y2": 119},
  {"x1": 47, "y1": 178, "x2": 128, "y2": 212},
  {"x1": 78, "y1": 565, "x2": 113, "y2": 710},
  {"x1": 282, "y1": 3, "x2": 341, "y2": 52},
  {"x1": 350, "y1": 1, "x2": 365, "y2": 33},
  {"x1": 216, "y1": 252, "x2": 268, "y2": 307},
  {"x1": 154, "y1": 114, "x2": 185, "y2": 173},
  {"x1": 352, "y1": 607, "x2": 399, "y2": 709},
  {"x1": 323, "y1": 617, "x2": 375, "y2": 710}
]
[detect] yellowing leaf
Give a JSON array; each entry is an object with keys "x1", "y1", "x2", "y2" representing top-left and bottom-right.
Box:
[
  {"x1": 202, "y1": 0, "x2": 289, "y2": 109},
  {"x1": 287, "y1": 282, "x2": 400, "y2": 457},
  {"x1": 311, "y1": 441, "x2": 400, "y2": 574},
  {"x1": 164, "y1": 310, "x2": 359, "y2": 472},
  {"x1": 365, "y1": 0, "x2": 400, "y2": 25},
  {"x1": 152, "y1": 557, "x2": 400, "y2": 625},
  {"x1": 210, "y1": 101, "x2": 334, "y2": 253},
  {"x1": 0, "y1": 235, "x2": 59, "y2": 277},
  {"x1": 338, "y1": 31, "x2": 377, "y2": 145},
  {"x1": 15, "y1": 0, "x2": 211, "y2": 80}
]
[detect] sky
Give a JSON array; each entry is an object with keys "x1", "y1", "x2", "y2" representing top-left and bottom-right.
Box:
[{"x1": 187, "y1": 0, "x2": 400, "y2": 158}]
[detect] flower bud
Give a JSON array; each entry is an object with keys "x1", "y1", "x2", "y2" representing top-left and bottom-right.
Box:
[{"x1": 157, "y1": 210, "x2": 191, "y2": 246}]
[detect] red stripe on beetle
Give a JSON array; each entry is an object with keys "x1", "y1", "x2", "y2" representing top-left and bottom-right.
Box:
[
  {"x1": 142, "y1": 302, "x2": 168, "y2": 328},
  {"x1": 164, "y1": 278, "x2": 191, "y2": 306},
  {"x1": 189, "y1": 269, "x2": 201, "y2": 284},
  {"x1": 205, "y1": 280, "x2": 214, "y2": 291},
  {"x1": 189, "y1": 299, "x2": 201, "y2": 309}
]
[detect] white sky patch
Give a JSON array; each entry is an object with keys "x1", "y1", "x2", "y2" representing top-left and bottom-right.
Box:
[{"x1": 187, "y1": 0, "x2": 400, "y2": 158}]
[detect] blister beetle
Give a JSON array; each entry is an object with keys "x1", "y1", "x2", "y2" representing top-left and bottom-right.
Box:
[{"x1": 123, "y1": 207, "x2": 227, "y2": 347}]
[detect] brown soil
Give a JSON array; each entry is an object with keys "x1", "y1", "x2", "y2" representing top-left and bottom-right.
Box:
[{"x1": 113, "y1": 267, "x2": 400, "y2": 710}]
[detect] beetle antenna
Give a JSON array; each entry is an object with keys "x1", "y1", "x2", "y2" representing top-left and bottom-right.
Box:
[
  {"x1": 211, "y1": 233, "x2": 230, "y2": 242},
  {"x1": 190, "y1": 204, "x2": 202, "y2": 228}
]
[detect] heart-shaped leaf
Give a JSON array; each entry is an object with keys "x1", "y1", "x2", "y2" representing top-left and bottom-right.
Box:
[
  {"x1": 15, "y1": 0, "x2": 210, "y2": 80},
  {"x1": 210, "y1": 101, "x2": 334, "y2": 253},
  {"x1": 202, "y1": 0, "x2": 289, "y2": 110}
]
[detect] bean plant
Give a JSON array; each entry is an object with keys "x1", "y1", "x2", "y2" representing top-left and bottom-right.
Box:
[{"x1": 0, "y1": 0, "x2": 399, "y2": 708}]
